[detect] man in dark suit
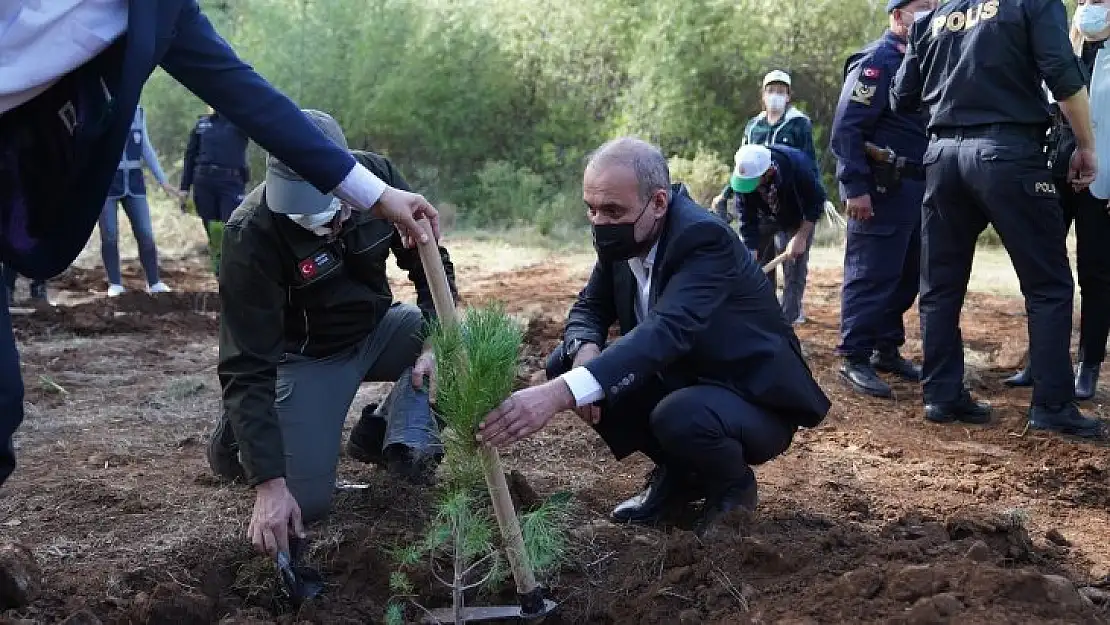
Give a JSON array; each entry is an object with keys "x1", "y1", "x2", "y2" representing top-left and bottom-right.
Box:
[
  {"x1": 0, "y1": 0, "x2": 441, "y2": 489},
  {"x1": 478, "y1": 137, "x2": 831, "y2": 536}
]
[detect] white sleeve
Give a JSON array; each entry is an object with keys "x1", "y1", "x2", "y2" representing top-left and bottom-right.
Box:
[
  {"x1": 331, "y1": 162, "x2": 388, "y2": 211},
  {"x1": 559, "y1": 367, "x2": 605, "y2": 406}
]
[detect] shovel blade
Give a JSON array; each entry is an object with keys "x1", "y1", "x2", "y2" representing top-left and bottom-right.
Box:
[{"x1": 420, "y1": 599, "x2": 558, "y2": 624}]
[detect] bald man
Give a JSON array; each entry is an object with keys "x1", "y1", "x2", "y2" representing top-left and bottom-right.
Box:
[{"x1": 476, "y1": 137, "x2": 830, "y2": 537}]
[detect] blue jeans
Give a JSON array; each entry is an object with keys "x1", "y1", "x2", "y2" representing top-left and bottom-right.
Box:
[
  {"x1": 0, "y1": 284, "x2": 24, "y2": 486},
  {"x1": 99, "y1": 195, "x2": 161, "y2": 286}
]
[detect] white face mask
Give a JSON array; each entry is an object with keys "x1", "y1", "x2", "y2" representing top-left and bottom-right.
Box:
[
  {"x1": 287, "y1": 197, "x2": 341, "y2": 236},
  {"x1": 764, "y1": 93, "x2": 788, "y2": 113},
  {"x1": 1077, "y1": 4, "x2": 1110, "y2": 38}
]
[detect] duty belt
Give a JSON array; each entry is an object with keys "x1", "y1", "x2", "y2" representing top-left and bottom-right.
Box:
[{"x1": 929, "y1": 123, "x2": 1048, "y2": 141}]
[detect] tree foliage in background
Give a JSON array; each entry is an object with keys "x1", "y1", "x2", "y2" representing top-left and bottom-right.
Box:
[{"x1": 141, "y1": 0, "x2": 889, "y2": 230}]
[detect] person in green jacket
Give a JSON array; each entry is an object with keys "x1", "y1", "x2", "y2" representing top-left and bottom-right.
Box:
[{"x1": 742, "y1": 70, "x2": 818, "y2": 163}]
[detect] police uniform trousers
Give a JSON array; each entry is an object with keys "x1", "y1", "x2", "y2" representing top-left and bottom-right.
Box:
[
  {"x1": 546, "y1": 343, "x2": 796, "y2": 495},
  {"x1": 1060, "y1": 183, "x2": 1110, "y2": 366},
  {"x1": 920, "y1": 123, "x2": 1074, "y2": 406},
  {"x1": 193, "y1": 166, "x2": 245, "y2": 227},
  {"x1": 836, "y1": 182, "x2": 922, "y2": 360}
]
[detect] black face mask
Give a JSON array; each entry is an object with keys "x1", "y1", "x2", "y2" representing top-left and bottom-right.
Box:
[{"x1": 591, "y1": 196, "x2": 659, "y2": 263}]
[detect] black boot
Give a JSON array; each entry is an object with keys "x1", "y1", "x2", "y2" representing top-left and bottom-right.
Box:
[
  {"x1": 1003, "y1": 366, "x2": 1032, "y2": 387},
  {"x1": 1028, "y1": 403, "x2": 1105, "y2": 439},
  {"x1": 925, "y1": 389, "x2": 992, "y2": 425},
  {"x1": 1075, "y1": 363, "x2": 1100, "y2": 401},
  {"x1": 839, "y1": 358, "x2": 892, "y2": 398},
  {"x1": 611, "y1": 465, "x2": 699, "y2": 525},
  {"x1": 871, "y1": 349, "x2": 921, "y2": 382},
  {"x1": 207, "y1": 415, "x2": 245, "y2": 482},
  {"x1": 346, "y1": 403, "x2": 388, "y2": 466},
  {"x1": 694, "y1": 472, "x2": 759, "y2": 538}
]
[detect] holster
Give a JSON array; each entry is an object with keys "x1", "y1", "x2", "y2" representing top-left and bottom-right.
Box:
[{"x1": 870, "y1": 159, "x2": 903, "y2": 195}]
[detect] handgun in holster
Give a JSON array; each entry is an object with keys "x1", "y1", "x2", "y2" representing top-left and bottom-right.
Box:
[{"x1": 864, "y1": 143, "x2": 903, "y2": 195}]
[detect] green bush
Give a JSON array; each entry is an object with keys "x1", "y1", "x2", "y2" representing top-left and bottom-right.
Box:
[{"x1": 668, "y1": 147, "x2": 730, "y2": 207}]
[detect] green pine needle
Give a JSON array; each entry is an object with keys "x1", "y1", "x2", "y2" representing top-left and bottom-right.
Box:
[
  {"x1": 387, "y1": 304, "x2": 570, "y2": 610},
  {"x1": 384, "y1": 602, "x2": 405, "y2": 625}
]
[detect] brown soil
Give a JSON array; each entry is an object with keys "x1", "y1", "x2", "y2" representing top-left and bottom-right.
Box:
[{"x1": 1, "y1": 252, "x2": 1108, "y2": 624}]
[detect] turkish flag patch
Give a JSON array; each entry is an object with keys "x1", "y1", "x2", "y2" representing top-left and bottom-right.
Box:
[
  {"x1": 862, "y1": 66, "x2": 880, "y2": 79},
  {"x1": 299, "y1": 258, "x2": 317, "y2": 279}
]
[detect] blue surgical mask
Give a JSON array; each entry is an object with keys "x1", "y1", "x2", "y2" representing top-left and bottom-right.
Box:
[{"x1": 1076, "y1": 4, "x2": 1110, "y2": 38}]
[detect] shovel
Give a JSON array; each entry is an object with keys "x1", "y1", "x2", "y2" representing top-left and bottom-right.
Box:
[
  {"x1": 762, "y1": 249, "x2": 792, "y2": 275},
  {"x1": 276, "y1": 534, "x2": 324, "y2": 608},
  {"x1": 414, "y1": 219, "x2": 558, "y2": 623}
]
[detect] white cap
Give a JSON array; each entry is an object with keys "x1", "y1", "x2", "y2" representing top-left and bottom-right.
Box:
[
  {"x1": 762, "y1": 70, "x2": 792, "y2": 89},
  {"x1": 730, "y1": 145, "x2": 773, "y2": 193}
]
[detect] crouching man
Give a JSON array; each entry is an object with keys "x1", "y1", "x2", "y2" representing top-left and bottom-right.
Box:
[
  {"x1": 210, "y1": 110, "x2": 458, "y2": 556},
  {"x1": 478, "y1": 137, "x2": 831, "y2": 536}
]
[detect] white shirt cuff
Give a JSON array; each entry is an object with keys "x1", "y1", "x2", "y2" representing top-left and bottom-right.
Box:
[
  {"x1": 559, "y1": 367, "x2": 604, "y2": 406},
  {"x1": 332, "y1": 162, "x2": 388, "y2": 211}
]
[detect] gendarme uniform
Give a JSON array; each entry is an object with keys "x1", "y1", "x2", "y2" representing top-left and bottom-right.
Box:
[
  {"x1": 891, "y1": 0, "x2": 1104, "y2": 438},
  {"x1": 828, "y1": 3, "x2": 930, "y2": 399}
]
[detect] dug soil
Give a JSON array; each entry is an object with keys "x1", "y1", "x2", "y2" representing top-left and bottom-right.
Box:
[{"x1": 0, "y1": 248, "x2": 1107, "y2": 624}]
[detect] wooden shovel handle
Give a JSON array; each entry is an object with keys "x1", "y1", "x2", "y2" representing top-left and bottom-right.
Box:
[
  {"x1": 414, "y1": 219, "x2": 540, "y2": 598},
  {"x1": 762, "y1": 249, "x2": 792, "y2": 275}
]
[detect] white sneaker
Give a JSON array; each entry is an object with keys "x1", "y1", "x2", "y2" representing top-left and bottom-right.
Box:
[
  {"x1": 147, "y1": 282, "x2": 171, "y2": 294},
  {"x1": 107, "y1": 284, "x2": 126, "y2": 297}
]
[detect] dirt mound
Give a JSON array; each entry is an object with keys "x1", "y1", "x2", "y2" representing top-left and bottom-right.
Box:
[{"x1": 11, "y1": 291, "x2": 219, "y2": 337}]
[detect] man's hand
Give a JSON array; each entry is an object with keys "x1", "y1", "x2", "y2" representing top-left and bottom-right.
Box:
[
  {"x1": 477, "y1": 380, "x2": 575, "y2": 448},
  {"x1": 248, "y1": 478, "x2": 304, "y2": 558},
  {"x1": 373, "y1": 187, "x2": 440, "y2": 248},
  {"x1": 1070, "y1": 147, "x2": 1098, "y2": 190},
  {"x1": 571, "y1": 344, "x2": 602, "y2": 425},
  {"x1": 160, "y1": 182, "x2": 180, "y2": 198},
  {"x1": 787, "y1": 231, "x2": 809, "y2": 259},
  {"x1": 845, "y1": 194, "x2": 874, "y2": 220},
  {"x1": 412, "y1": 349, "x2": 436, "y2": 395}
]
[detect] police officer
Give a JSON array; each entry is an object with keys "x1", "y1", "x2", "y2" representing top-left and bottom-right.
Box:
[
  {"x1": 829, "y1": 0, "x2": 934, "y2": 398},
  {"x1": 891, "y1": 0, "x2": 1105, "y2": 437},
  {"x1": 180, "y1": 106, "x2": 250, "y2": 275}
]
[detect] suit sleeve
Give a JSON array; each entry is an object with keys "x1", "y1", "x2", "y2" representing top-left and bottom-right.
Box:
[
  {"x1": 160, "y1": 1, "x2": 359, "y2": 195},
  {"x1": 563, "y1": 261, "x2": 618, "y2": 348},
  {"x1": 1028, "y1": 0, "x2": 1086, "y2": 101},
  {"x1": 180, "y1": 125, "x2": 200, "y2": 193},
  {"x1": 831, "y1": 54, "x2": 888, "y2": 199},
  {"x1": 217, "y1": 216, "x2": 287, "y2": 487},
  {"x1": 891, "y1": 34, "x2": 923, "y2": 114},
  {"x1": 584, "y1": 223, "x2": 738, "y2": 396}
]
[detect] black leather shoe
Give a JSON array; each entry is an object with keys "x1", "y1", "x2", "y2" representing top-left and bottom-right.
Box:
[
  {"x1": 871, "y1": 349, "x2": 922, "y2": 382},
  {"x1": 925, "y1": 390, "x2": 991, "y2": 425},
  {"x1": 347, "y1": 403, "x2": 388, "y2": 466},
  {"x1": 1028, "y1": 403, "x2": 1105, "y2": 439},
  {"x1": 1075, "y1": 363, "x2": 1100, "y2": 401},
  {"x1": 1003, "y1": 366, "x2": 1032, "y2": 387},
  {"x1": 611, "y1": 466, "x2": 698, "y2": 525},
  {"x1": 694, "y1": 478, "x2": 759, "y2": 538},
  {"x1": 839, "y1": 359, "x2": 892, "y2": 398},
  {"x1": 207, "y1": 416, "x2": 245, "y2": 482}
]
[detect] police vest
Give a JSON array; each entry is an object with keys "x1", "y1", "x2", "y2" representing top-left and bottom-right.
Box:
[{"x1": 108, "y1": 108, "x2": 148, "y2": 198}]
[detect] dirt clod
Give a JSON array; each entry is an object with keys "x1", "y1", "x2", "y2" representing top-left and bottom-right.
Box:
[
  {"x1": 1045, "y1": 528, "x2": 1071, "y2": 547},
  {"x1": 964, "y1": 540, "x2": 993, "y2": 563},
  {"x1": 131, "y1": 583, "x2": 216, "y2": 625},
  {"x1": 889, "y1": 565, "x2": 948, "y2": 602},
  {"x1": 0, "y1": 543, "x2": 40, "y2": 609},
  {"x1": 59, "y1": 610, "x2": 102, "y2": 625}
]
